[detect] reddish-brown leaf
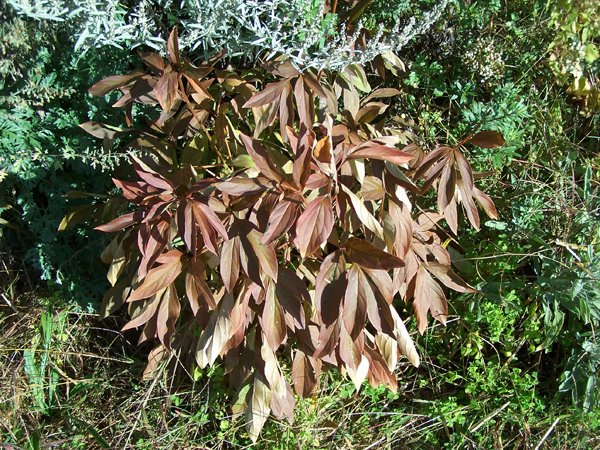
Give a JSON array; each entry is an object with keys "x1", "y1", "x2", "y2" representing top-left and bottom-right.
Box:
[
  {"x1": 220, "y1": 236, "x2": 241, "y2": 292},
  {"x1": 414, "y1": 146, "x2": 451, "y2": 180},
  {"x1": 227, "y1": 288, "x2": 252, "y2": 350},
  {"x1": 423, "y1": 262, "x2": 478, "y2": 293},
  {"x1": 467, "y1": 130, "x2": 505, "y2": 148},
  {"x1": 261, "y1": 280, "x2": 287, "y2": 350},
  {"x1": 141, "y1": 52, "x2": 164, "y2": 72},
  {"x1": 79, "y1": 121, "x2": 128, "y2": 140},
  {"x1": 473, "y1": 187, "x2": 499, "y2": 219},
  {"x1": 244, "y1": 227, "x2": 279, "y2": 282},
  {"x1": 420, "y1": 158, "x2": 448, "y2": 194},
  {"x1": 355, "y1": 102, "x2": 388, "y2": 124},
  {"x1": 243, "y1": 79, "x2": 290, "y2": 108},
  {"x1": 239, "y1": 134, "x2": 284, "y2": 183},
  {"x1": 262, "y1": 194, "x2": 302, "y2": 244},
  {"x1": 216, "y1": 177, "x2": 273, "y2": 196},
  {"x1": 361, "y1": 176, "x2": 385, "y2": 201},
  {"x1": 113, "y1": 179, "x2": 157, "y2": 202},
  {"x1": 177, "y1": 201, "x2": 196, "y2": 253},
  {"x1": 313, "y1": 136, "x2": 332, "y2": 164},
  {"x1": 454, "y1": 150, "x2": 474, "y2": 198},
  {"x1": 122, "y1": 293, "x2": 162, "y2": 331},
  {"x1": 413, "y1": 265, "x2": 447, "y2": 334},
  {"x1": 246, "y1": 374, "x2": 272, "y2": 442},
  {"x1": 338, "y1": 325, "x2": 363, "y2": 371},
  {"x1": 437, "y1": 162, "x2": 456, "y2": 212},
  {"x1": 132, "y1": 156, "x2": 174, "y2": 192},
  {"x1": 345, "y1": 237, "x2": 404, "y2": 270},
  {"x1": 363, "y1": 87, "x2": 402, "y2": 102},
  {"x1": 190, "y1": 200, "x2": 228, "y2": 256},
  {"x1": 183, "y1": 73, "x2": 213, "y2": 100},
  {"x1": 279, "y1": 84, "x2": 294, "y2": 139},
  {"x1": 196, "y1": 293, "x2": 234, "y2": 368},
  {"x1": 457, "y1": 181, "x2": 480, "y2": 230},
  {"x1": 129, "y1": 250, "x2": 183, "y2": 301},
  {"x1": 137, "y1": 220, "x2": 170, "y2": 278},
  {"x1": 185, "y1": 257, "x2": 216, "y2": 313},
  {"x1": 390, "y1": 306, "x2": 420, "y2": 367},
  {"x1": 100, "y1": 282, "x2": 131, "y2": 318},
  {"x1": 88, "y1": 70, "x2": 145, "y2": 96},
  {"x1": 294, "y1": 75, "x2": 313, "y2": 129},
  {"x1": 237, "y1": 221, "x2": 278, "y2": 284},
  {"x1": 195, "y1": 201, "x2": 228, "y2": 239},
  {"x1": 167, "y1": 27, "x2": 181, "y2": 65},
  {"x1": 340, "y1": 184, "x2": 384, "y2": 239},
  {"x1": 95, "y1": 212, "x2": 140, "y2": 233},
  {"x1": 253, "y1": 100, "x2": 280, "y2": 136},
  {"x1": 302, "y1": 71, "x2": 328, "y2": 98},
  {"x1": 314, "y1": 320, "x2": 341, "y2": 358},
  {"x1": 363, "y1": 269, "x2": 394, "y2": 305},
  {"x1": 348, "y1": 143, "x2": 414, "y2": 165},
  {"x1": 276, "y1": 267, "x2": 308, "y2": 330},
  {"x1": 292, "y1": 127, "x2": 314, "y2": 188},
  {"x1": 154, "y1": 70, "x2": 179, "y2": 112},
  {"x1": 314, "y1": 252, "x2": 347, "y2": 326},
  {"x1": 294, "y1": 196, "x2": 334, "y2": 258},
  {"x1": 364, "y1": 344, "x2": 397, "y2": 392},
  {"x1": 343, "y1": 265, "x2": 369, "y2": 339},
  {"x1": 444, "y1": 196, "x2": 459, "y2": 235},
  {"x1": 142, "y1": 345, "x2": 167, "y2": 380},
  {"x1": 291, "y1": 350, "x2": 320, "y2": 397},
  {"x1": 156, "y1": 285, "x2": 181, "y2": 348}
]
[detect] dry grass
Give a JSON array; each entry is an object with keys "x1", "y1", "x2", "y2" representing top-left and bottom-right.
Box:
[{"x1": 1, "y1": 253, "x2": 598, "y2": 449}]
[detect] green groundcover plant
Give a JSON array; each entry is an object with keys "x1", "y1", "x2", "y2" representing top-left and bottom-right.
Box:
[{"x1": 69, "y1": 29, "x2": 504, "y2": 440}]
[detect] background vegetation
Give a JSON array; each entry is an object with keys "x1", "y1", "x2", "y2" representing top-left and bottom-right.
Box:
[{"x1": 1, "y1": 0, "x2": 599, "y2": 448}]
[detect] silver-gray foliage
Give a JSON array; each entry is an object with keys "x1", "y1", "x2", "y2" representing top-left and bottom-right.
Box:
[{"x1": 8, "y1": 0, "x2": 450, "y2": 71}]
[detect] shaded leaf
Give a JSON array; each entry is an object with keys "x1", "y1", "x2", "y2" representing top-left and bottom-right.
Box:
[
  {"x1": 467, "y1": 130, "x2": 505, "y2": 148},
  {"x1": 276, "y1": 267, "x2": 308, "y2": 330},
  {"x1": 95, "y1": 212, "x2": 140, "y2": 233},
  {"x1": 292, "y1": 350, "x2": 319, "y2": 397},
  {"x1": 364, "y1": 344, "x2": 397, "y2": 392},
  {"x1": 242, "y1": 227, "x2": 279, "y2": 282},
  {"x1": 80, "y1": 121, "x2": 130, "y2": 140},
  {"x1": 437, "y1": 162, "x2": 456, "y2": 212}
]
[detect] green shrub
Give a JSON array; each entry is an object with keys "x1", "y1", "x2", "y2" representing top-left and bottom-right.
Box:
[{"x1": 0, "y1": 4, "x2": 132, "y2": 302}]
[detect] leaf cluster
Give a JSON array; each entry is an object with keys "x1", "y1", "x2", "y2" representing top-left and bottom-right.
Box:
[{"x1": 73, "y1": 29, "x2": 503, "y2": 440}]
